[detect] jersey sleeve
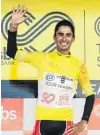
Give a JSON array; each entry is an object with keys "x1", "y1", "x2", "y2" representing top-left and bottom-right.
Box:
[
  {"x1": 78, "y1": 63, "x2": 94, "y2": 97},
  {"x1": 15, "y1": 49, "x2": 43, "y2": 68}
]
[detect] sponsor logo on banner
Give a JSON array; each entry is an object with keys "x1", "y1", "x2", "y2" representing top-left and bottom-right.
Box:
[
  {"x1": 1, "y1": 106, "x2": 17, "y2": 120},
  {"x1": 97, "y1": 43, "x2": 100, "y2": 67},
  {"x1": 93, "y1": 104, "x2": 100, "y2": 118},
  {"x1": 88, "y1": 99, "x2": 100, "y2": 130},
  {"x1": 1, "y1": 11, "x2": 74, "y2": 47},
  {"x1": 1, "y1": 99, "x2": 23, "y2": 131},
  {"x1": 1, "y1": 11, "x2": 74, "y2": 65},
  {"x1": 1, "y1": 47, "x2": 15, "y2": 65},
  {"x1": 75, "y1": 80, "x2": 100, "y2": 98},
  {"x1": 95, "y1": 17, "x2": 100, "y2": 67},
  {"x1": 95, "y1": 17, "x2": 100, "y2": 36}
]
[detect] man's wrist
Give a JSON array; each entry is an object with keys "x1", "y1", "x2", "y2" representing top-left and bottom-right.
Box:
[
  {"x1": 81, "y1": 119, "x2": 88, "y2": 124},
  {"x1": 9, "y1": 23, "x2": 18, "y2": 32}
]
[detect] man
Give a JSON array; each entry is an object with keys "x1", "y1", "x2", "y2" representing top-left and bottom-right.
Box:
[{"x1": 7, "y1": 5, "x2": 95, "y2": 135}]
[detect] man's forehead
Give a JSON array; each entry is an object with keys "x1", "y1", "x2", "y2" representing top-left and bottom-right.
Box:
[{"x1": 57, "y1": 26, "x2": 72, "y2": 33}]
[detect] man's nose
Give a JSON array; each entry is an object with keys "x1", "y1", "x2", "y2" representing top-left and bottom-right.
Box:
[{"x1": 62, "y1": 36, "x2": 66, "y2": 41}]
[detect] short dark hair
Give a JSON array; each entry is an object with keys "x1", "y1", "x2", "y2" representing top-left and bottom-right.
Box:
[{"x1": 54, "y1": 20, "x2": 75, "y2": 37}]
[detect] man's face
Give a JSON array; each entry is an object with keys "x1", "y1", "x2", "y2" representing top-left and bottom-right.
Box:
[{"x1": 54, "y1": 26, "x2": 75, "y2": 51}]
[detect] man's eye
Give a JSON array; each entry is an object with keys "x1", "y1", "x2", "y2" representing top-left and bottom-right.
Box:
[
  {"x1": 67, "y1": 33, "x2": 72, "y2": 37},
  {"x1": 58, "y1": 33, "x2": 63, "y2": 36}
]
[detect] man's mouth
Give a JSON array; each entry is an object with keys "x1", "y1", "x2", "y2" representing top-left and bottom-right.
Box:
[{"x1": 60, "y1": 42, "x2": 68, "y2": 46}]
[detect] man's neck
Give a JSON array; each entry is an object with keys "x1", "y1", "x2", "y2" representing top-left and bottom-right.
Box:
[{"x1": 57, "y1": 49, "x2": 70, "y2": 55}]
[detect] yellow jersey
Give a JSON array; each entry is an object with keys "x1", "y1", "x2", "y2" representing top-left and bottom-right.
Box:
[{"x1": 15, "y1": 50, "x2": 94, "y2": 121}]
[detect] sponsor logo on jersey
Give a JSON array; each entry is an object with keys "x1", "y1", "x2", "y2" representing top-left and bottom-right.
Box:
[{"x1": 45, "y1": 73, "x2": 55, "y2": 81}]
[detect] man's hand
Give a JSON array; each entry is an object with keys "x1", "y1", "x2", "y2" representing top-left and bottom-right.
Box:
[
  {"x1": 66, "y1": 120, "x2": 87, "y2": 135},
  {"x1": 10, "y1": 5, "x2": 28, "y2": 32}
]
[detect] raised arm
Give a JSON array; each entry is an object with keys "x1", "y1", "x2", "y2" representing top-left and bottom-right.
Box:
[{"x1": 7, "y1": 5, "x2": 28, "y2": 59}]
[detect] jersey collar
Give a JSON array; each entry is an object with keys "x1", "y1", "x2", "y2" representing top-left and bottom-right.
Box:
[{"x1": 56, "y1": 50, "x2": 71, "y2": 58}]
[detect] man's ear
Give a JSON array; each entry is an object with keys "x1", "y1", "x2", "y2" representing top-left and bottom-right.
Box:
[
  {"x1": 53, "y1": 34, "x2": 56, "y2": 42},
  {"x1": 72, "y1": 36, "x2": 75, "y2": 42}
]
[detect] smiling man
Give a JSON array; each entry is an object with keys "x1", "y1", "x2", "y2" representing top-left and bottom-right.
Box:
[
  {"x1": 54, "y1": 23, "x2": 75, "y2": 55},
  {"x1": 7, "y1": 5, "x2": 95, "y2": 135}
]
